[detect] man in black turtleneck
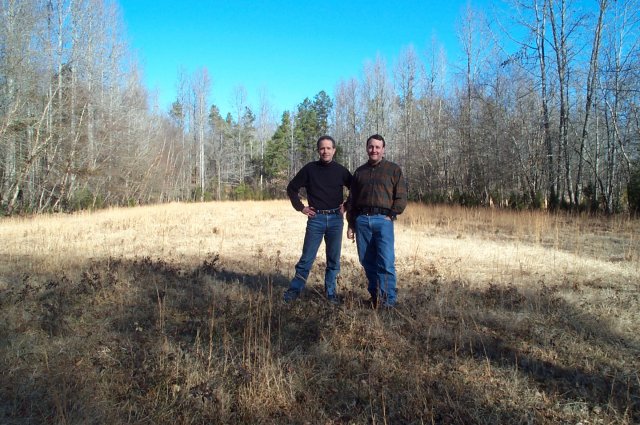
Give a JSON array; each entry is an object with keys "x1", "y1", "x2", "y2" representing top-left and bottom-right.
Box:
[{"x1": 283, "y1": 135, "x2": 352, "y2": 304}]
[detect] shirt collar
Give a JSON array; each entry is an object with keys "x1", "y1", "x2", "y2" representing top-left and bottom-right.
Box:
[{"x1": 367, "y1": 158, "x2": 385, "y2": 167}]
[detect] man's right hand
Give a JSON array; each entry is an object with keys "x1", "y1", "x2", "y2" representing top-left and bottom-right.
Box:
[
  {"x1": 347, "y1": 227, "x2": 355, "y2": 241},
  {"x1": 302, "y1": 206, "x2": 316, "y2": 217}
]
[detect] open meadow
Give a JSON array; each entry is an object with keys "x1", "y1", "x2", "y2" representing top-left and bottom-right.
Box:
[{"x1": 0, "y1": 200, "x2": 638, "y2": 424}]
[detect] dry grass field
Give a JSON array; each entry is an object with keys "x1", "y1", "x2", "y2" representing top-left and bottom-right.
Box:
[{"x1": 0, "y1": 200, "x2": 638, "y2": 424}]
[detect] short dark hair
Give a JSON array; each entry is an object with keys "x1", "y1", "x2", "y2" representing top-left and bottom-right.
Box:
[
  {"x1": 317, "y1": 135, "x2": 336, "y2": 150},
  {"x1": 366, "y1": 134, "x2": 385, "y2": 147}
]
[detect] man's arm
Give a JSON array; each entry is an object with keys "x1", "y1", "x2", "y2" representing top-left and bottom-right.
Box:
[
  {"x1": 340, "y1": 167, "x2": 353, "y2": 215},
  {"x1": 345, "y1": 169, "x2": 359, "y2": 228},
  {"x1": 286, "y1": 164, "x2": 317, "y2": 217},
  {"x1": 390, "y1": 165, "x2": 407, "y2": 218},
  {"x1": 346, "y1": 186, "x2": 356, "y2": 241},
  {"x1": 286, "y1": 165, "x2": 308, "y2": 211}
]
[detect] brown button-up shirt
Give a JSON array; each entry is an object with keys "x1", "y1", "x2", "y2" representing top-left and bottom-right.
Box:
[{"x1": 346, "y1": 158, "x2": 407, "y2": 227}]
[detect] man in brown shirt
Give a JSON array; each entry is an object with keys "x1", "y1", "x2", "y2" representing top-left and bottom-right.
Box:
[{"x1": 347, "y1": 134, "x2": 407, "y2": 308}]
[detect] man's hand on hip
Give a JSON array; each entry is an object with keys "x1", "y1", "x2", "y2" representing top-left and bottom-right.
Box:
[{"x1": 302, "y1": 206, "x2": 316, "y2": 217}]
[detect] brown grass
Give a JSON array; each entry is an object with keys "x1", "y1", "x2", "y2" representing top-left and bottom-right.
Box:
[{"x1": 0, "y1": 201, "x2": 638, "y2": 424}]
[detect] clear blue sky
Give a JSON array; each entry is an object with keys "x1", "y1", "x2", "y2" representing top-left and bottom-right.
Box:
[{"x1": 118, "y1": 0, "x2": 497, "y2": 118}]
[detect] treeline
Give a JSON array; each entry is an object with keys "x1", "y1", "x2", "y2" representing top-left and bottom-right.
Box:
[
  {"x1": 328, "y1": 0, "x2": 640, "y2": 213},
  {"x1": 1, "y1": 0, "x2": 639, "y2": 215}
]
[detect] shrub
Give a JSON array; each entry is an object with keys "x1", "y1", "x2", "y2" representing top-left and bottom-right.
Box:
[
  {"x1": 628, "y1": 161, "x2": 640, "y2": 214},
  {"x1": 191, "y1": 187, "x2": 214, "y2": 202},
  {"x1": 70, "y1": 187, "x2": 93, "y2": 211}
]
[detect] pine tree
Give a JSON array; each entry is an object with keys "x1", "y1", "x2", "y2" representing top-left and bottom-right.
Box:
[{"x1": 264, "y1": 112, "x2": 292, "y2": 181}]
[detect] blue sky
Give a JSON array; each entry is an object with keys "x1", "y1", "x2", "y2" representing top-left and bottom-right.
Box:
[{"x1": 118, "y1": 0, "x2": 497, "y2": 118}]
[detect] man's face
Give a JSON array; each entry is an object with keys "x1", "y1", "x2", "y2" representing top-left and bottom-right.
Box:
[
  {"x1": 367, "y1": 138, "x2": 385, "y2": 164},
  {"x1": 317, "y1": 139, "x2": 336, "y2": 163}
]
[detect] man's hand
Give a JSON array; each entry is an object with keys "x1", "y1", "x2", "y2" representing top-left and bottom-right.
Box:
[
  {"x1": 302, "y1": 206, "x2": 316, "y2": 217},
  {"x1": 347, "y1": 227, "x2": 355, "y2": 242}
]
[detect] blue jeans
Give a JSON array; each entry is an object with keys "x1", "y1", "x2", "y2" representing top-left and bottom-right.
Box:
[
  {"x1": 355, "y1": 214, "x2": 397, "y2": 305},
  {"x1": 287, "y1": 213, "x2": 344, "y2": 297}
]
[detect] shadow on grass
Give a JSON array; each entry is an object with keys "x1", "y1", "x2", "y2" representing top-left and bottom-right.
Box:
[{"x1": 0, "y1": 253, "x2": 638, "y2": 424}]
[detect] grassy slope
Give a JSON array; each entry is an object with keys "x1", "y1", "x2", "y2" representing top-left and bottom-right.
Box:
[{"x1": 0, "y1": 201, "x2": 638, "y2": 424}]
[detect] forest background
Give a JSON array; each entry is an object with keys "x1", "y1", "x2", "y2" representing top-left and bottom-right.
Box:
[{"x1": 1, "y1": 0, "x2": 639, "y2": 215}]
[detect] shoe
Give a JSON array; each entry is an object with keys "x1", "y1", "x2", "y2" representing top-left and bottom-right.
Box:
[
  {"x1": 283, "y1": 289, "x2": 300, "y2": 303},
  {"x1": 365, "y1": 297, "x2": 378, "y2": 309},
  {"x1": 327, "y1": 295, "x2": 340, "y2": 305}
]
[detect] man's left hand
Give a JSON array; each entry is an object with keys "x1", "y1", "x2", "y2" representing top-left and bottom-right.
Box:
[
  {"x1": 347, "y1": 227, "x2": 355, "y2": 242},
  {"x1": 302, "y1": 206, "x2": 316, "y2": 217}
]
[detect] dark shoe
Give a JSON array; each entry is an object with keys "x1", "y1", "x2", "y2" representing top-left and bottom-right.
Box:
[
  {"x1": 283, "y1": 289, "x2": 300, "y2": 303},
  {"x1": 365, "y1": 297, "x2": 378, "y2": 309},
  {"x1": 327, "y1": 295, "x2": 340, "y2": 305}
]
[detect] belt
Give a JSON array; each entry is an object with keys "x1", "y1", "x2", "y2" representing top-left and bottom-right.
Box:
[
  {"x1": 316, "y1": 207, "x2": 341, "y2": 215},
  {"x1": 358, "y1": 206, "x2": 391, "y2": 216}
]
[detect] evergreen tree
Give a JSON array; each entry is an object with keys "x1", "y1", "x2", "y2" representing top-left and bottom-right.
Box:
[
  {"x1": 292, "y1": 91, "x2": 334, "y2": 168},
  {"x1": 293, "y1": 99, "x2": 319, "y2": 167},
  {"x1": 169, "y1": 100, "x2": 184, "y2": 126},
  {"x1": 312, "y1": 90, "x2": 333, "y2": 135},
  {"x1": 264, "y1": 112, "x2": 292, "y2": 181}
]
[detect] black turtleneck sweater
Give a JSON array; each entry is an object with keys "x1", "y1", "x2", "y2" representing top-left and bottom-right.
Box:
[{"x1": 287, "y1": 160, "x2": 352, "y2": 211}]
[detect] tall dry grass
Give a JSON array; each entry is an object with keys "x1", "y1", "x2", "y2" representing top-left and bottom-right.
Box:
[{"x1": 0, "y1": 201, "x2": 638, "y2": 424}]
